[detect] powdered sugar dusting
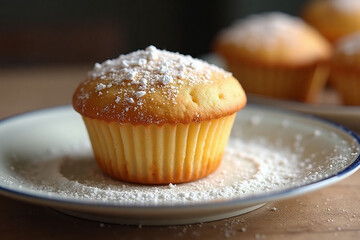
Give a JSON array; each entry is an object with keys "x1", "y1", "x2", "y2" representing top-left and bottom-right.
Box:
[
  {"x1": 219, "y1": 12, "x2": 309, "y2": 50},
  {"x1": 336, "y1": 32, "x2": 360, "y2": 55},
  {"x1": 94, "y1": 47, "x2": 222, "y2": 100},
  {"x1": 3, "y1": 135, "x2": 356, "y2": 206},
  {"x1": 329, "y1": 0, "x2": 360, "y2": 13},
  {"x1": 74, "y1": 46, "x2": 232, "y2": 124}
]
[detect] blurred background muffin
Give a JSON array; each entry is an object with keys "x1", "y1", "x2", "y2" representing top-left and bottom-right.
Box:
[
  {"x1": 330, "y1": 32, "x2": 360, "y2": 105},
  {"x1": 302, "y1": 0, "x2": 360, "y2": 44},
  {"x1": 213, "y1": 12, "x2": 331, "y2": 103}
]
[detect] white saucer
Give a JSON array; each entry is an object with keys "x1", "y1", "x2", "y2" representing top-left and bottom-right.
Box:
[
  {"x1": 0, "y1": 105, "x2": 359, "y2": 225},
  {"x1": 248, "y1": 94, "x2": 360, "y2": 133}
]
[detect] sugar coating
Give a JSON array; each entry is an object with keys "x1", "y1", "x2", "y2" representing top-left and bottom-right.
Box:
[
  {"x1": 83, "y1": 46, "x2": 228, "y2": 100},
  {"x1": 219, "y1": 12, "x2": 309, "y2": 49},
  {"x1": 329, "y1": 0, "x2": 360, "y2": 13},
  {"x1": 74, "y1": 46, "x2": 233, "y2": 124},
  {"x1": 336, "y1": 32, "x2": 360, "y2": 55}
]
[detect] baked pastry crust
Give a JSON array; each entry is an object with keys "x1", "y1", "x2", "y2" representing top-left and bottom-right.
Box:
[{"x1": 73, "y1": 46, "x2": 246, "y2": 125}]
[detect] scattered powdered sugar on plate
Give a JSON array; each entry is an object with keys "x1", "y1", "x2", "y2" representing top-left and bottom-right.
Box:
[{"x1": 3, "y1": 135, "x2": 354, "y2": 206}]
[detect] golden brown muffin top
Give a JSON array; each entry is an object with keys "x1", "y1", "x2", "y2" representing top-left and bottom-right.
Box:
[
  {"x1": 302, "y1": 0, "x2": 360, "y2": 43},
  {"x1": 331, "y1": 32, "x2": 360, "y2": 71},
  {"x1": 73, "y1": 46, "x2": 246, "y2": 125},
  {"x1": 214, "y1": 12, "x2": 331, "y2": 68}
]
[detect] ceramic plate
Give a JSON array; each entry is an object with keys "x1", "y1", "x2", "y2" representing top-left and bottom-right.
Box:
[
  {"x1": 248, "y1": 94, "x2": 360, "y2": 133},
  {"x1": 0, "y1": 105, "x2": 359, "y2": 225}
]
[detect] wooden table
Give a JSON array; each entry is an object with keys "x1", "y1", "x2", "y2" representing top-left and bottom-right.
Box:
[{"x1": 1, "y1": 66, "x2": 360, "y2": 240}]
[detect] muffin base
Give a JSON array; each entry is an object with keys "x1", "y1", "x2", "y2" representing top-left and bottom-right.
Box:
[
  {"x1": 82, "y1": 114, "x2": 236, "y2": 184},
  {"x1": 226, "y1": 60, "x2": 329, "y2": 103}
]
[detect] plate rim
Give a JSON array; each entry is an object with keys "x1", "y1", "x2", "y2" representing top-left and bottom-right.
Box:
[
  {"x1": 248, "y1": 94, "x2": 360, "y2": 117},
  {"x1": 0, "y1": 104, "x2": 359, "y2": 213}
]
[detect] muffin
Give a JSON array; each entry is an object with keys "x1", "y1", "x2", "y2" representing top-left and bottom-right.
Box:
[
  {"x1": 73, "y1": 46, "x2": 246, "y2": 184},
  {"x1": 302, "y1": 0, "x2": 360, "y2": 44},
  {"x1": 214, "y1": 12, "x2": 331, "y2": 103},
  {"x1": 330, "y1": 32, "x2": 360, "y2": 105}
]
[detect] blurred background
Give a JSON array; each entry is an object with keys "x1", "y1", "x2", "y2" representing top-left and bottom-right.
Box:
[
  {"x1": 0, "y1": 0, "x2": 307, "y2": 66},
  {"x1": 0, "y1": 0, "x2": 312, "y2": 119}
]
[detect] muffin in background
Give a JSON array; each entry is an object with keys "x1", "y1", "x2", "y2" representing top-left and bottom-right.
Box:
[
  {"x1": 302, "y1": 0, "x2": 360, "y2": 44},
  {"x1": 72, "y1": 46, "x2": 246, "y2": 184},
  {"x1": 213, "y1": 12, "x2": 331, "y2": 103},
  {"x1": 330, "y1": 33, "x2": 360, "y2": 105}
]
